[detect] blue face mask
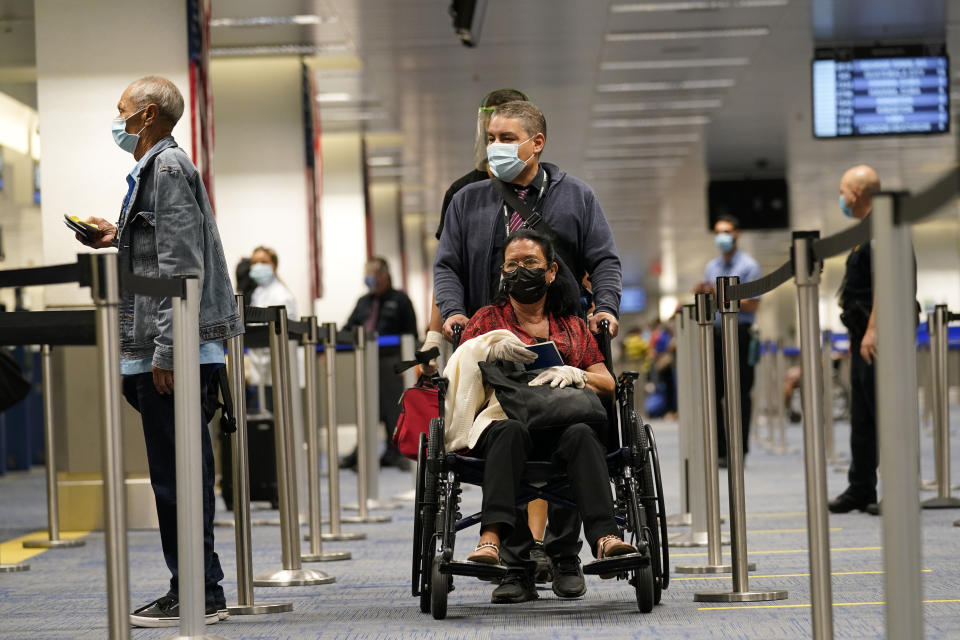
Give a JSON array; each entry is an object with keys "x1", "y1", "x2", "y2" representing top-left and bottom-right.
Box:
[
  {"x1": 111, "y1": 107, "x2": 146, "y2": 154},
  {"x1": 839, "y1": 194, "x2": 855, "y2": 218},
  {"x1": 249, "y1": 263, "x2": 275, "y2": 287},
  {"x1": 364, "y1": 275, "x2": 377, "y2": 291},
  {"x1": 715, "y1": 232, "x2": 735, "y2": 253},
  {"x1": 487, "y1": 136, "x2": 534, "y2": 182}
]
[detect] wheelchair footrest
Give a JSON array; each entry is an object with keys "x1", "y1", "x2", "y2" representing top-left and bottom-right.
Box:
[
  {"x1": 582, "y1": 553, "x2": 649, "y2": 576},
  {"x1": 440, "y1": 560, "x2": 510, "y2": 579}
]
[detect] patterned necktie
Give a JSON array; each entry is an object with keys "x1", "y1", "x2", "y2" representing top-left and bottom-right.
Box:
[{"x1": 508, "y1": 185, "x2": 532, "y2": 233}]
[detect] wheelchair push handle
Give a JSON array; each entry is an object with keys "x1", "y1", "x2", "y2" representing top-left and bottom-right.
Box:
[{"x1": 452, "y1": 324, "x2": 463, "y2": 349}]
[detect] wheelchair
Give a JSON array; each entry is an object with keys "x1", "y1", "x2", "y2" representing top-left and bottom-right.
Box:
[{"x1": 410, "y1": 322, "x2": 669, "y2": 619}]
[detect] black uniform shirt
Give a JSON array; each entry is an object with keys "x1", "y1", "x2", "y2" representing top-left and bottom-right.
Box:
[{"x1": 841, "y1": 241, "x2": 872, "y2": 312}]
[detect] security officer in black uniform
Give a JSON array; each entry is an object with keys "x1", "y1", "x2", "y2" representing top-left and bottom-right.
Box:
[{"x1": 830, "y1": 165, "x2": 882, "y2": 515}]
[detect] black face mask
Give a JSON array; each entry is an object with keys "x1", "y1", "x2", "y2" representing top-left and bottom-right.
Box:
[{"x1": 503, "y1": 266, "x2": 549, "y2": 304}]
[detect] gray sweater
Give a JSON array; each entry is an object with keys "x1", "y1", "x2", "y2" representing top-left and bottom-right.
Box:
[{"x1": 434, "y1": 162, "x2": 621, "y2": 320}]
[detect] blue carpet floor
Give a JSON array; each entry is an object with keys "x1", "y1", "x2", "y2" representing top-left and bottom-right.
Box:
[{"x1": 2, "y1": 413, "x2": 959, "y2": 639}]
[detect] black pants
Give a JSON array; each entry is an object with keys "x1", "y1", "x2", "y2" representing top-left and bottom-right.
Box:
[
  {"x1": 472, "y1": 420, "x2": 618, "y2": 564},
  {"x1": 713, "y1": 324, "x2": 755, "y2": 458},
  {"x1": 122, "y1": 364, "x2": 225, "y2": 608},
  {"x1": 845, "y1": 333, "x2": 878, "y2": 502}
]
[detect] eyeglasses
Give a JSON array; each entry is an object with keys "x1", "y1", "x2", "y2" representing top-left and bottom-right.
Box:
[{"x1": 502, "y1": 258, "x2": 546, "y2": 273}]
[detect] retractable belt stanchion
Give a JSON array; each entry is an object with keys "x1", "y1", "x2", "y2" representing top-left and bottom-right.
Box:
[
  {"x1": 225, "y1": 298, "x2": 292, "y2": 615},
  {"x1": 319, "y1": 322, "x2": 365, "y2": 542},
  {"x1": 342, "y1": 326, "x2": 391, "y2": 524},
  {"x1": 872, "y1": 192, "x2": 923, "y2": 639},
  {"x1": 301, "y1": 317, "x2": 351, "y2": 562},
  {"x1": 22, "y1": 345, "x2": 85, "y2": 550},
  {"x1": 922, "y1": 304, "x2": 960, "y2": 509},
  {"x1": 793, "y1": 232, "x2": 835, "y2": 640},
  {"x1": 695, "y1": 275, "x2": 787, "y2": 603},
  {"x1": 667, "y1": 310, "x2": 693, "y2": 528},
  {"x1": 676, "y1": 293, "x2": 746, "y2": 575},
  {"x1": 253, "y1": 307, "x2": 334, "y2": 587},
  {"x1": 92, "y1": 253, "x2": 131, "y2": 639},
  {"x1": 672, "y1": 305, "x2": 709, "y2": 547},
  {"x1": 168, "y1": 277, "x2": 228, "y2": 640}
]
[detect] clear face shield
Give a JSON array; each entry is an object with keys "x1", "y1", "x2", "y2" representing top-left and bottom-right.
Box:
[{"x1": 473, "y1": 106, "x2": 496, "y2": 172}]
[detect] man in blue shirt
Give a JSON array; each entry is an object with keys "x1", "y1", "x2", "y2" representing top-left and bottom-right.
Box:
[{"x1": 697, "y1": 215, "x2": 762, "y2": 465}]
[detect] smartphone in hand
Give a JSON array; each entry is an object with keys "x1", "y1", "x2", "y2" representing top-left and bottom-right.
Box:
[{"x1": 63, "y1": 214, "x2": 100, "y2": 243}]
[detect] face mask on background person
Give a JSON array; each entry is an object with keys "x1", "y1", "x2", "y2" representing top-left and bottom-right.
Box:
[
  {"x1": 249, "y1": 263, "x2": 275, "y2": 287},
  {"x1": 839, "y1": 194, "x2": 855, "y2": 218},
  {"x1": 111, "y1": 107, "x2": 146, "y2": 154},
  {"x1": 714, "y1": 232, "x2": 735, "y2": 253},
  {"x1": 364, "y1": 275, "x2": 377, "y2": 291},
  {"x1": 487, "y1": 136, "x2": 534, "y2": 182},
  {"x1": 503, "y1": 266, "x2": 549, "y2": 304}
]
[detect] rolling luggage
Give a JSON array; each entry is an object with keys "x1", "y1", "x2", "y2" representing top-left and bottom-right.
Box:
[{"x1": 219, "y1": 415, "x2": 279, "y2": 511}]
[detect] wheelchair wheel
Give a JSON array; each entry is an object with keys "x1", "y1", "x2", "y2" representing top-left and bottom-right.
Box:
[
  {"x1": 419, "y1": 431, "x2": 439, "y2": 613},
  {"x1": 630, "y1": 415, "x2": 667, "y2": 602},
  {"x1": 412, "y1": 433, "x2": 427, "y2": 599},
  {"x1": 430, "y1": 555, "x2": 450, "y2": 620},
  {"x1": 634, "y1": 563, "x2": 655, "y2": 613},
  {"x1": 645, "y1": 421, "x2": 669, "y2": 595}
]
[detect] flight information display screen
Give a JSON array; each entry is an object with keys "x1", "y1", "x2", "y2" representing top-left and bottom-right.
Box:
[{"x1": 812, "y1": 45, "x2": 948, "y2": 138}]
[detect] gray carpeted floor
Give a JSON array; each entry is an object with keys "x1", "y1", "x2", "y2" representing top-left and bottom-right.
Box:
[{"x1": 2, "y1": 413, "x2": 960, "y2": 639}]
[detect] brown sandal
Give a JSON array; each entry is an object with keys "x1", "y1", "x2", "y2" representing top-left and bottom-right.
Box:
[
  {"x1": 467, "y1": 541, "x2": 501, "y2": 565},
  {"x1": 596, "y1": 535, "x2": 637, "y2": 579}
]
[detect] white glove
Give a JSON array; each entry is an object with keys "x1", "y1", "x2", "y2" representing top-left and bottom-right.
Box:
[
  {"x1": 419, "y1": 330, "x2": 443, "y2": 373},
  {"x1": 487, "y1": 334, "x2": 538, "y2": 364},
  {"x1": 528, "y1": 365, "x2": 587, "y2": 389}
]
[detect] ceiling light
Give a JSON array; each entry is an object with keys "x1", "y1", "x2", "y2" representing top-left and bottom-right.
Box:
[
  {"x1": 611, "y1": 1, "x2": 787, "y2": 12},
  {"x1": 606, "y1": 27, "x2": 769, "y2": 41},
  {"x1": 315, "y1": 92, "x2": 352, "y2": 103},
  {"x1": 592, "y1": 116, "x2": 710, "y2": 128},
  {"x1": 210, "y1": 15, "x2": 338, "y2": 27},
  {"x1": 211, "y1": 43, "x2": 350, "y2": 57},
  {"x1": 598, "y1": 79, "x2": 735, "y2": 92},
  {"x1": 601, "y1": 57, "x2": 749, "y2": 71},
  {"x1": 593, "y1": 99, "x2": 722, "y2": 112},
  {"x1": 367, "y1": 156, "x2": 399, "y2": 166}
]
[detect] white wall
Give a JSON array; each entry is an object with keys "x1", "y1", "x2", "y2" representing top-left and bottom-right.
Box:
[
  {"x1": 34, "y1": 0, "x2": 191, "y2": 307},
  {"x1": 211, "y1": 57, "x2": 310, "y2": 315}
]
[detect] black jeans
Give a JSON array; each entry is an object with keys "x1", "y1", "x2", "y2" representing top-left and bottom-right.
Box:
[
  {"x1": 845, "y1": 333, "x2": 878, "y2": 502},
  {"x1": 122, "y1": 363, "x2": 225, "y2": 607},
  {"x1": 713, "y1": 324, "x2": 755, "y2": 458},
  {"x1": 472, "y1": 420, "x2": 619, "y2": 565}
]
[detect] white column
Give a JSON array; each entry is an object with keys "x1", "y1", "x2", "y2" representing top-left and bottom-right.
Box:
[{"x1": 34, "y1": 0, "x2": 191, "y2": 307}]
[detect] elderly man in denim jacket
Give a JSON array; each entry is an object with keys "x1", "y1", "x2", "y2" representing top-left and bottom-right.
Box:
[{"x1": 80, "y1": 76, "x2": 241, "y2": 628}]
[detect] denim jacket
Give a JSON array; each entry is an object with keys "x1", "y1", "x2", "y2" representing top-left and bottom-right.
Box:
[{"x1": 116, "y1": 136, "x2": 242, "y2": 370}]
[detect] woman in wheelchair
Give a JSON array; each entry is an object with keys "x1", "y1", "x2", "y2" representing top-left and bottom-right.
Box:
[{"x1": 455, "y1": 229, "x2": 638, "y2": 570}]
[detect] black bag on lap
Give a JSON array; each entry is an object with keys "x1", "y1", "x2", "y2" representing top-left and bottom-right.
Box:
[
  {"x1": 478, "y1": 360, "x2": 607, "y2": 437},
  {"x1": 0, "y1": 349, "x2": 30, "y2": 412}
]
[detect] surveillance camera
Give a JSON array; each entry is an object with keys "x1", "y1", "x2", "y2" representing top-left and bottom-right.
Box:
[{"x1": 449, "y1": 0, "x2": 488, "y2": 48}]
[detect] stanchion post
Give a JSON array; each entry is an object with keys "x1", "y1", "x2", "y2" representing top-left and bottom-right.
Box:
[
  {"x1": 319, "y1": 323, "x2": 365, "y2": 542},
  {"x1": 695, "y1": 276, "x2": 786, "y2": 603},
  {"x1": 22, "y1": 345, "x2": 84, "y2": 550},
  {"x1": 301, "y1": 317, "x2": 350, "y2": 562},
  {"x1": 667, "y1": 310, "x2": 693, "y2": 528},
  {"x1": 921, "y1": 304, "x2": 960, "y2": 509},
  {"x1": 91, "y1": 253, "x2": 130, "y2": 638},
  {"x1": 872, "y1": 193, "x2": 923, "y2": 639},
  {"x1": 793, "y1": 232, "x2": 834, "y2": 640},
  {"x1": 253, "y1": 307, "x2": 334, "y2": 587},
  {"x1": 225, "y1": 297, "x2": 292, "y2": 615}
]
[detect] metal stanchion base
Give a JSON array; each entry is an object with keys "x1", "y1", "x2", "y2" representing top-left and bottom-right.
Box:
[
  {"x1": 215, "y1": 517, "x2": 282, "y2": 527},
  {"x1": 302, "y1": 550, "x2": 351, "y2": 562},
  {"x1": 0, "y1": 563, "x2": 29, "y2": 572},
  {"x1": 694, "y1": 588, "x2": 788, "y2": 602},
  {"x1": 340, "y1": 514, "x2": 392, "y2": 523},
  {"x1": 670, "y1": 532, "x2": 730, "y2": 548},
  {"x1": 344, "y1": 499, "x2": 403, "y2": 511},
  {"x1": 22, "y1": 538, "x2": 85, "y2": 549},
  {"x1": 676, "y1": 561, "x2": 756, "y2": 574},
  {"x1": 667, "y1": 512, "x2": 692, "y2": 526},
  {"x1": 920, "y1": 496, "x2": 960, "y2": 509},
  {"x1": 316, "y1": 531, "x2": 367, "y2": 541},
  {"x1": 920, "y1": 479, "x2": 939, "y2": 490},
  {"x1": 252, "y1": 568, "x2": 335, "y2": 587},
  {"x1": 226, "y1": 601, "x2": 294, "y2": 616}
]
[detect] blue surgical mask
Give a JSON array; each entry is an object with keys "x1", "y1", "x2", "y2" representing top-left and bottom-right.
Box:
[
  {"x1": 111, "y1": 107, "x2": 146, "y2": 154},
  {"x1": 715, "y1": 232, "x2": 735, "y2": 253},
  {"x1": 486, "y1": 136, "x2": 534, "y2": 182},
  {"x1": 249, "y1": 263, "x2": 275, "y2": 286},
  {"x1": 839, "y1": 195, "x2": 854, "y2": 218},
  {"x1": 364, "y1": 275, "x2": 377, "y2": 291}
]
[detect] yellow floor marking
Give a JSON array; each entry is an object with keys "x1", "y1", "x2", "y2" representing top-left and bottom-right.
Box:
[
  {"x1": 672, "y1": 546, "x2": 882, "y2": 558},
  {"x1": 699, "y1": 598, "x2": 960, "y2": 611},
  {"x1": 0, "y1": 530, "x2": 90, "y2": 565},
  {"x1": 675, "y1": 569, "x2": 931, "y2": 581}
]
